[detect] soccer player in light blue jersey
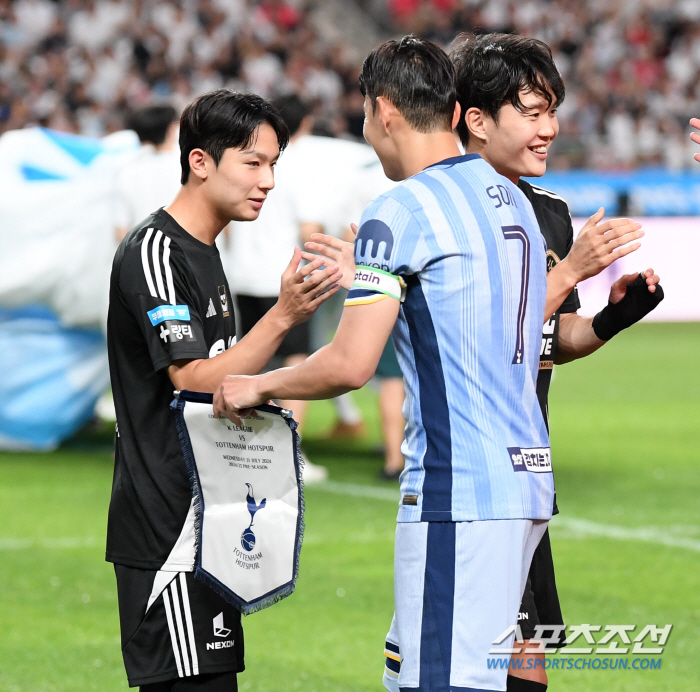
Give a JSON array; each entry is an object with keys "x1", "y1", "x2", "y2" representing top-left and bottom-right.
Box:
[{"x1": 214, "y1": 36, "x2": 553, "y2": 691}]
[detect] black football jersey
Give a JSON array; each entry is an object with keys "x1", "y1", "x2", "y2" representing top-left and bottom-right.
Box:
[
  {"x1": 518, "y1": 180, "x2": 580, "y2": 429},
  {"x1": 106, "y1": 209, "x2": 236, "y2": 569}
]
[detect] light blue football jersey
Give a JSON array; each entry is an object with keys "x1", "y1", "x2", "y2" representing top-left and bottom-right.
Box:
[{"x1": 346, "y1": 154, "x2": 553, "y2": 522}]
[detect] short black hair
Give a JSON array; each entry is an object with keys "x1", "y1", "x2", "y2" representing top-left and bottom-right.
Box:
[
  {"x1": 450, "y1": 33, "x2": 566, "y2": 147},
  {"x1": 359, "y1": 35, "x2": 456, "y2": 133},
  {"x1": 179, "y1": 90, "x2": 289, "y2": 185},
  {"x1": 126, "y1": 105, "x2": 177, "y2": 145},
  {"x1": 272, "y1": 94, "x2": 311, "y2": 138}
]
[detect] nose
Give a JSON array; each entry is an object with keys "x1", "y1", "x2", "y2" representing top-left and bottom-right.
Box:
[
  {"x1": 539, "y1": 114, "x2": 557, "y2": 140},
  {"x1": 260, "y1": 164, "x2": 275, "y2": 192}
]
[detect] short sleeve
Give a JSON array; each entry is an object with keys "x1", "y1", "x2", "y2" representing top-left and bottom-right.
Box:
[
  {"x1": 559, "y1": 209, "x2": 581, "y2": 314},
  {"x1": 344, "y1": 195, "x2": 422, "y2": 306},
  {"x1": 118, "y1": 236, "x2": 209, "y2": 371}
]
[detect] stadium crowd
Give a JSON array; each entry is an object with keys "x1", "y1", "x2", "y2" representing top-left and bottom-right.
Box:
[{"x1": 1, "y1": 0, "x2": 699, "y2": 170}]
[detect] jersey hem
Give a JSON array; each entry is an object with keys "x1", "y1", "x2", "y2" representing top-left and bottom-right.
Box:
[
  {"x1": 105, "y1": 553, "x2": 194, "y2": 571},
  {"x1": 127, "y1": 661, "x2": 245, "y2": 687}
]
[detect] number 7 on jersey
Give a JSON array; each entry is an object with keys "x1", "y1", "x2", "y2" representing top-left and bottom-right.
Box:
[{"x1": 501, "y1": 225, "x2": 530, "y2": 365}]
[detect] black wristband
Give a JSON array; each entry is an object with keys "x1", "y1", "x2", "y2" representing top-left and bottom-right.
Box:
[{"x1": 592, "y1": 274, "x2": 664, "y2": 341}]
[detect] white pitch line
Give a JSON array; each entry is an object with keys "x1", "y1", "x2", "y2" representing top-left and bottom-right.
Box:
[{"x1": 310, "y1": 481, "x2": 700, "y2": 553}]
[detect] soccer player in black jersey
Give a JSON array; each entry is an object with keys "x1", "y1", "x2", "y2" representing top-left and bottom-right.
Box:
[
  {"x1": 451, "y1": 34, "x2": 664, "y2": 691},
  {"x1": 107, "y1": 90, "x2": 341, "y2": 691}
]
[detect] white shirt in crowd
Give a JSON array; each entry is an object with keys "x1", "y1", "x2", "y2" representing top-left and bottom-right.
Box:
[{"x1": 114, "y1": 145, "x2": 181, "y2": 231}]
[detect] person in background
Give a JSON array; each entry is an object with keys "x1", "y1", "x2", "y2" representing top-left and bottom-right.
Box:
[{"x1": 114, "y1": 104, "x2": 181, "y2": 241}]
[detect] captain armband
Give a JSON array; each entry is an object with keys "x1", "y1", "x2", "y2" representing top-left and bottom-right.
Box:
[{"x1": 344, "y1": 267, "x2": 406, "y2": 307}]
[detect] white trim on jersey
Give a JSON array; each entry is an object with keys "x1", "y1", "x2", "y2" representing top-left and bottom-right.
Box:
[
  {"x1": 163, "y1": 236, "x2": 176, "y2": 305},
  {"x1": 152, "y1": 230, "x2": 168, "y2": 302},
  {"x1": 141, "y1": 228, "x2": 158, "y2": 298},
  {"x1": 527, "y1": 183, "x2": 566, "y2": 203},
  {"x1": 179, "y1": 573, "x2": 200, "y2": 675},
  {"x1": 160, "y1": 576, "x2": 199, "y2": 678},
  {"x1": 162, "y1": 587, "x2": 184, "y2": 678},
  {"x1": 169, "y1": 579, "x2": 192, "y2": 676}
]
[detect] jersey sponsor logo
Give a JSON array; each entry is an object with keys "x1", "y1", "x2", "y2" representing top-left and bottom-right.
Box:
[
  {"x1": 213, "y1": 612, "x2": 231, "y2": 637},
  {"x1": 205, "y1": 298, "x2": 217, "y2": 318},
  {"x1": 355, "y1": 219, "x2": 393, "y2": 271},
  {"x1": 218, "y1": 285, "x2": 230, "y2": 317},
  {"x1": 209, "y1": 338, "x2": 225, "y2": 358},
  {"x1": 508, "y1": 446, "x2": 552, "y2": 473},
  {"x1": 159, "y1": 321, "x2": 196, "y2": 343},
  {"x1": 147, "y1": 304, "x2": 191, "y2": 326},
  {"x1": 487, "y1": 184, "x2": 519, "y2": 209},
  {"x1": 206, "y1": 612, "x2": 234, "y2": 650}
]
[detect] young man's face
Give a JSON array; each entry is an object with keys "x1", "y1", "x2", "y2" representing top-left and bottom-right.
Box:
[
  {"x1": 207, "y1": 123, "x2": 280, "y2": 221},
  {"x1": 479, "y1": 89, "x2": 558, "y2": 181}
]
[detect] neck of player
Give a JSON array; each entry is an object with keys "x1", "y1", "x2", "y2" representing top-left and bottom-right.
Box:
[
  {"x1": 465, "y1": 141, "x2": 520, "y2": 185},
  {"x1": 394, "y1": 130, "x2": 462, "y2": 179},
  {"x1": 165, "y1": 184, "x2": 228, "y2": 246}
]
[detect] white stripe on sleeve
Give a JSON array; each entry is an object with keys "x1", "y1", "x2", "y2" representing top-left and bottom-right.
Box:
[
  {"x1": 163, "y1": 236, "x2": 176, "y2": 305},
  {"x1": 162, "y1": 588, "x2": 185, "y2": 678},
  {"x1": 152, "y1": 230, "x2": 168, "y2": 302},
  {"x1": 141, "y1": 228, "x2": 157, "y2": 298},
  {"x1": 178, "y1": 573, "x2": 199, "y2": 675}
]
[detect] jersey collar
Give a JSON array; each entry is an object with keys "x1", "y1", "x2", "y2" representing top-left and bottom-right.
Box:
[{"x1": 423, "y1": 153, "x2": 481, "y2": 171}]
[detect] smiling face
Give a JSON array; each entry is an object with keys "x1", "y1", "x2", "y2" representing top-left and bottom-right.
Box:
[
  {"x1": 478, "y1": 89, "x2": 559, "y2": 183},
  {"x1": 204, "y1": 123, "x2": 280, "y2": 222}
]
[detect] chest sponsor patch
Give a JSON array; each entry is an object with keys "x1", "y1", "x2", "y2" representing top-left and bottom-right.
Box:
[
  {"x1": 148, "y1": 304, "x2": 191, "y2": 326},
  {"x1": 508, "y1": 446, "x2": 552, "y2": 473}
]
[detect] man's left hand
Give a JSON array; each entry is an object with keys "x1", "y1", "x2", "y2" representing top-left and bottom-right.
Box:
[
  {"x1": 213, "y1": 375, "x2": 264, "y2": 424},
  {"x1": 609, "y1": 267, "x2": 660, "y2": 304}
]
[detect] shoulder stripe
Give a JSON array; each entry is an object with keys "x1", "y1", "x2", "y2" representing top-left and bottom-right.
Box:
[
  {"x1": 528, "y1": 184, "x2": 566, "y2": 203},
  {"x1": 163, "y1": 236, "x2": 176, "y2": 305},
  {"x1": 141, "y1": 228, "x2": 158, "y2": 298},
  {"x1": 178, "y1": 574, "x2": 199, "y2": 675},
  {"x1": 152, "y1": 230, "x2": 168, "y2": 302}
]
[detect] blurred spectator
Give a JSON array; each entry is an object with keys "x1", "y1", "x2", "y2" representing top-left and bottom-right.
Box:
[
  {"x1": 1, "y1": 0, "x2": 700, "y2": 169},
  {"x1": 114, "y1": 104, "x2": 180, "y2": 240}
]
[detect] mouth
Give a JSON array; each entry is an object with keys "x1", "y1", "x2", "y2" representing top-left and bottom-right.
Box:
[
  {"x1": 528, "y1": 145, "x2": 549, "y2": 160},
  {"x1": 249, "y1": 198, "x2": 265, "y2": 210}
]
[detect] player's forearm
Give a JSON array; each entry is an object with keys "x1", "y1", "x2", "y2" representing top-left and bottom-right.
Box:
[
  {"x1": 257, "y1": 342, "x2": 372, "y2": 402},
  {"x1": 554, "y1": 313, "x2": 605, "y2": 364},
  {"x1": 544, "y1": 259, "x2": 579, "y2": 322},
  {"x1": 170, "y1": 305, "x2": 292, "y2": 392}
]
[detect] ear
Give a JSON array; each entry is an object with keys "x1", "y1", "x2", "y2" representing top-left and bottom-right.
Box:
[
  {"x1": 375, "y1": 96, "x2": 396, "y2": 133},
  {"x1": 451, "y1": 102, "x2": 462, "y2": 131},
  {"x1": 464, "y1": 107, "x2": 489, "y2": 145},
  {"x1": 188, "y1": 148, "x2": 209, "y2": 182}
]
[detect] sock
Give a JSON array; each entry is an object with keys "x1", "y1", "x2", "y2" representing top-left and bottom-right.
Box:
[
  {"x1": 506, "y1": 675, "x2": 547, "y2": 692},
  {"x1": 333, "y1": 392, "x2": 363, "y2": 425}
]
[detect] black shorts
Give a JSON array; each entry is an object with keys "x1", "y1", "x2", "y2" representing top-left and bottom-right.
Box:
[
  {"x1": 114, "y1": 567, "x2": 245, "y2": 687},
  {"x1": 235, "y1": 295, "x2": 310, "y2": 358},
  {"x1": 518, "y1": 527, "x2": 567, "y2": 648}
]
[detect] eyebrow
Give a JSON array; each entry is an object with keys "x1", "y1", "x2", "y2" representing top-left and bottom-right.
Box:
[{"x1": 240, "y1": 149, "x2": 279, "y2": 163}]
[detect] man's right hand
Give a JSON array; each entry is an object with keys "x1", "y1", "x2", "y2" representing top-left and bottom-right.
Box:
[
  {"x1": 561, "y1": 208, "x2": 643, "y2": 284},
  {"x1": 273, "y1": 247, "x2": 342, "y2": 328}
]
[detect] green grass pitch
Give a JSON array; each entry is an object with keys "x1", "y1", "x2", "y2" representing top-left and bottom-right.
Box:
[{"x1": 0, "y1": 322, "x2": 698, "y2": 691}]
